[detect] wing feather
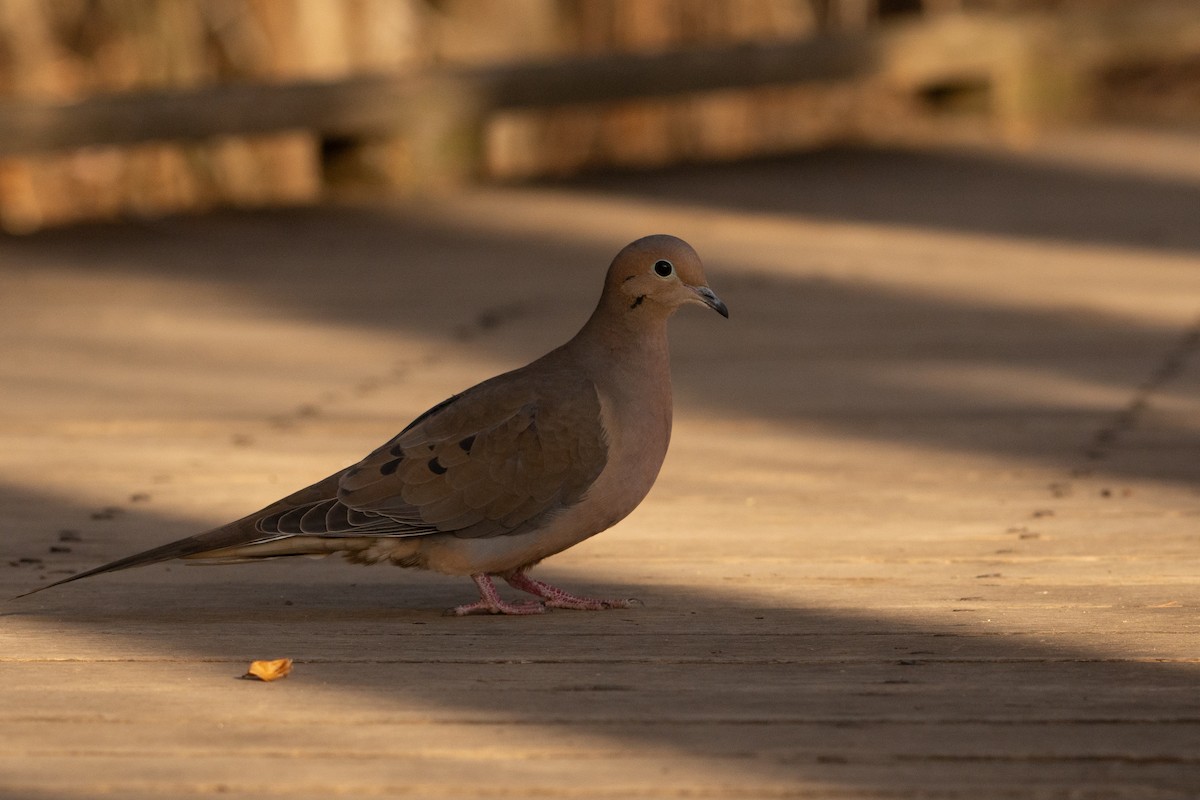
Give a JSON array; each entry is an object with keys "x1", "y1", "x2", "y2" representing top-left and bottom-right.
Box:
[{"x1": 338, "y1": 371, "x2": 607, "y2": 539}]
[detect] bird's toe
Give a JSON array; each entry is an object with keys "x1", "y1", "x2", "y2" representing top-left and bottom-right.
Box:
[{"x1": 445, "y1": 598, "x2": 548, "y2": 616}]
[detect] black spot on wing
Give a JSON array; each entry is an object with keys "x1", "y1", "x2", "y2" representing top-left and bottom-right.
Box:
[
  {"x1": 380, "y1": 457, "x2": 403, "y2": 476},
  {"x1": 428, "y1": 457, "x2": 447, "y2": 475},
  {"x1": 458, "y1": 434, "x2": 476, "y2": 452}
]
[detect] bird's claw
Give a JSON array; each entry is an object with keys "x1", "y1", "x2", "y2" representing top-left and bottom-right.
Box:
[{"x1": 451, "y1": 573, "x2": 642, "y2": 616}]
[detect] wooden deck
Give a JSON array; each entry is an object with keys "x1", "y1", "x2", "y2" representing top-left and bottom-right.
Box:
[{"x1": 2, "y1": 130, "x2": 1199, "y2": 798}]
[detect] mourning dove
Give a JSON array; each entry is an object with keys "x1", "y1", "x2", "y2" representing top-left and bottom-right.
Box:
[{"x1": 18, "y1": 235, "x2": 728, "y2": 615}]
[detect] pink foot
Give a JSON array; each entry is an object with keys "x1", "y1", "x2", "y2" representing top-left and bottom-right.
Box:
[
  {"x1": 505, "y1": 571, "x2": 640, "y2": 611},
  {"x1": 447, "y1": 574, "x2": 547, "y2": 616}
]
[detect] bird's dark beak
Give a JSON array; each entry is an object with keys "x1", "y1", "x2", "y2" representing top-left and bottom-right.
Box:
[{"x1": 693, "y1": 285, "x2": 729, "y2": 318}]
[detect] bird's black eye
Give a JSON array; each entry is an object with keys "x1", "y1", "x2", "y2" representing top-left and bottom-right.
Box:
[{"x1": 653, "y1": 259, "x2": 674, "y2": 278}]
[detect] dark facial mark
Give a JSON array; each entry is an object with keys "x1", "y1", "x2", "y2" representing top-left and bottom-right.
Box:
[
  {"x1": 428, "y1": 457, "x2": 448, "y2": 475},
  {"x1": 459, "y1": 435, "x2": 476, "y2": 452},
  {"x1": 629, "y1": 295, "x2": 645, "y2": 310},
  {"x1": 380, "y1": 457, "x2": 403, "y2": 476}
]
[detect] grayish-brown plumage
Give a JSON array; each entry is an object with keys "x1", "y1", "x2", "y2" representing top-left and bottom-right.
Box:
[{"x1": 17, "y1": 235, "x2": 728, "y2": 614}]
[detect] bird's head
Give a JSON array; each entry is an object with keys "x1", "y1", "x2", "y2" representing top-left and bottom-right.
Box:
[{"x1": 605, "y1": 234, "x2": 729, "y2": 320}]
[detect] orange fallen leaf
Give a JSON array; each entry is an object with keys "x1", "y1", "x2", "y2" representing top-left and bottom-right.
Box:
[{"x1": 243, "y1": 658, "x2": 293, "y2": 681}]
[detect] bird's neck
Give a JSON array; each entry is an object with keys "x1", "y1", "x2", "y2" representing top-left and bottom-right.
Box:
[
  {"x1": 569, "y1": 302, "x2": 674, "y2": 483},
  {"x1": 571, "y1": 300, "x2": 673, "y2": 371}
]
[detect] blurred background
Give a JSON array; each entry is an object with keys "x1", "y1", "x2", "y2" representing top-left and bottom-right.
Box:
[{"x1": 0, "y1": 0, "x2": 1197, "y2": 232}]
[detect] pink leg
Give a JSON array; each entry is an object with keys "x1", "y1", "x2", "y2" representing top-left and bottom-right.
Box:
[
  {"x1": 505, "y1": 571, "x2": 640, "y2": 611},
  {"x1": 447, "y1": 573, "x2": 547, "y2": 616}
]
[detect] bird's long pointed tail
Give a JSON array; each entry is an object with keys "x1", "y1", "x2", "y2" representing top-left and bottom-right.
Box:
[{"x1": 11, "y1": 518, "x2": 281, "y2": 600}]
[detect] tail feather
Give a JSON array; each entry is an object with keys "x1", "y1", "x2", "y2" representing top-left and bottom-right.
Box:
[
  {"x1": 13, "y1": 471, "x2": 351, "y2": 600},
  {"x1": 13, "y1": 519, "x2": 274, "y2": 599}
]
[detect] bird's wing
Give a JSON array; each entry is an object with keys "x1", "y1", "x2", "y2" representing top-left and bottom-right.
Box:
[{"x1": 337, "y1": 370, "x2": 609, "y2": 539}]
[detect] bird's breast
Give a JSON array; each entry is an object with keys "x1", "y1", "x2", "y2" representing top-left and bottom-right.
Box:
[{"x1": 585, "y1": 378, "x2": 672, "y2": 526}]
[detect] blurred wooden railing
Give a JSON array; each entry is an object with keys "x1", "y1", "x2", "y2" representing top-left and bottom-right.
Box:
[
  {"x1": 0, "y1": 36, "x2": 872, "y2": 156},
  {"x1": 1, "y1": 7, "x2": 1198, "y2": 183},
  {"x1": 0, "y1": 16, "x2": 1041, "y2": 187}
]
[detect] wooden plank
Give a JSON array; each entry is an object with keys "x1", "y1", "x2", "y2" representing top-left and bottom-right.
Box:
[
  {"x1": 2, "y1": 662, "x2": 1197, "y2": 797},
  {"x1": 3, "y1": 661, "x2": 1198, "y2": 725},
  {"x1": 4, "y1": 614, "x2": 1200, "y2": 664},
  {"x1": 4, "y1": 754, "x2": 1191, "y2": 800}
]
